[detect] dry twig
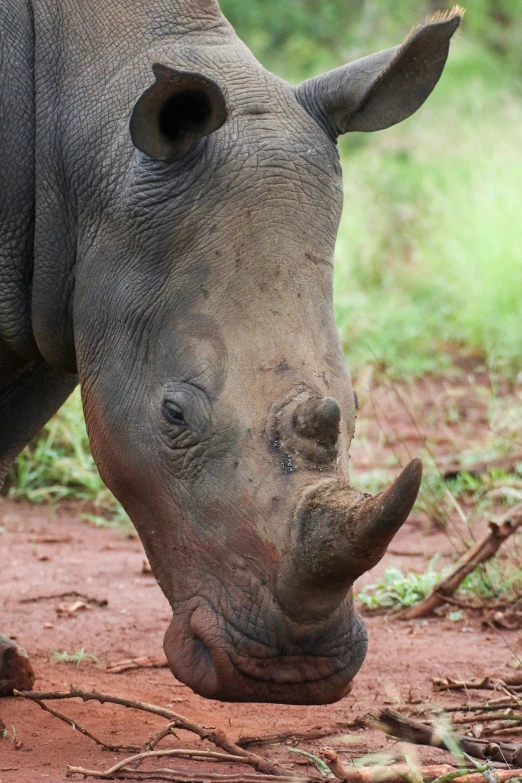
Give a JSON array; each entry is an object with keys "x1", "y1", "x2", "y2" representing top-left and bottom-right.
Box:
[
  {"x1": 27, "y1": 697, "x2": 141, "y2": 752},
  {"x1": 237, "y1": 721, "x2": 364, "y2": 749},
  {"x1": 453, "y1": 712, "x2": 522, "y2": 725},
  {"x1": 400, "y1": 504, "x2": 522, "y2": 620},
  {"x1": 320, "y1": 753, "x2": 522, "y2": 783},
  {"x1": 367, "y1": 708, "x2": 522, "y2": 766},
  {"x1": 70, "y1": 747, "x2": 261, "y2": 776},
  {"x1": 16, "y1": 687, "x2": 289, "y2": 777},
  {"x1": 442, "y1": 454, "x2": 522, "y2": 480},
  {"x1": 66, "y1": 768, "x2": 308, "y2": 782},
  {"x1": 127, "y1": 723, "x2": 180, "y2": 771},
  {"x1": 106, "y1": 655, "x2": 169, "y2": 673},
  {"x1": 434, "y1": 674, "x2": 522, "y2": 692},
  {"x1": 20, "y1": 591, "x2": 108, "y2": 607},
  {"x1": 28, "y1": 535, "x2": 73, "y2": 544}
]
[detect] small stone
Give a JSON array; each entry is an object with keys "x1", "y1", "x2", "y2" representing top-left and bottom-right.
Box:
[{"x1": 0, "y1": 636, "x2": 35, "y2": 696}]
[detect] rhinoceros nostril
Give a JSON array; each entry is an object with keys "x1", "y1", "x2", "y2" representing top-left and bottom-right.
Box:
[{"x1": 293, "y1": 396, "x2": 341, "y2": 448}]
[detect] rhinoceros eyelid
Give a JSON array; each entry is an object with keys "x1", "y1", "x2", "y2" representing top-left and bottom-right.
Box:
[
  {"x1": 180, "y1": 379, "x2": 210, "y2": 397},
  {"x1": 163, "y1": 400, "x2": 187, "y2": 428}
]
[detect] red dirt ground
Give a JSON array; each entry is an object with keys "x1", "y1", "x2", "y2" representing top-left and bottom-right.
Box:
[{"x1": 1, "y1": 373, "x2": 521, "y2": 782}]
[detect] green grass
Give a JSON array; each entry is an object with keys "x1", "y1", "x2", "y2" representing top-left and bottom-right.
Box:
[
  {"x1": 7, "y1": 389, "x2": 135, "y2": 536},
  {"x1": 416, "y1": 462, "x2": 522, "y2": 532},
  {"x1": 52, "y1": 648, "x2": 100, "y2": 666},
  {"x1": 335, "y1": 39, "x2": 522, "y2": 379},
  {"x1": 8, "y1": 389, "x2": 99, "y2": 504},
  {"x1": 460, "y1": 558, "x2": 522, "y2": 601},
  {"x1": 357, "y1": 558, "x2": 444, "y2": 610},
  {"x1": 288, "y1": 748, "x2": 336, "y2": 778},
  {"x1": 358, "y1": 551, "x2": 522, "y2": 611}
]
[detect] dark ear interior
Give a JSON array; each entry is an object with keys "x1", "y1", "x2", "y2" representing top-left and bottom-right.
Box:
[
  {"x1": 159, "y1": 89, "x2": 212, "y2": 143},
  {"x1": 130, "y1": 64, "x2": 228, "y2": 159}
]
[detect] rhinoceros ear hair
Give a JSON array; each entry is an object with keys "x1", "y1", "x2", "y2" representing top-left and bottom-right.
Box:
[
  {"x1": 295, "y1": 6, "x2": 463, "y2": 136},
  {"x1": 130, "y1": 64, "x2": 229, "y2": 159}
]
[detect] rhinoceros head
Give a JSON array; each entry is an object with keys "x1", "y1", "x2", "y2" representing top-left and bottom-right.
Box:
[{"x1": 72, "y1": 7, "x2": 461, "y2": 703}]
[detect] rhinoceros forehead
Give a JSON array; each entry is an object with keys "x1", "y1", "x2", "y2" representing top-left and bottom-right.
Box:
[{"x1": 162, "y1": 40, "x2": 309, "y2": 119}]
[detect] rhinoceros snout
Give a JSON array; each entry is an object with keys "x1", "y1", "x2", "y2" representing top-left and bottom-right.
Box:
[{"x1": 162, "y1": 595, "x2": 368, "y2": 704}]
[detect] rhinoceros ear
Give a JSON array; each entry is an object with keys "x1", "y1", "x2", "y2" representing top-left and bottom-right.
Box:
[
  {"x1": 130, "y1": 64, "x2": 228, "y2": 159},
  {"x1": 296, "y1": 7, "x2": 463, "y2": 136}
]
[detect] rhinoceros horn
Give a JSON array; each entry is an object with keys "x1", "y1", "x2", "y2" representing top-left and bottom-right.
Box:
[{"x1": 278, "y1": 459, "x2": 423, "y2": 620}]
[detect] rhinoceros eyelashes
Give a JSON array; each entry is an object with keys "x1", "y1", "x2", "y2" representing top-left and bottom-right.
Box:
[{"x1": 130, "y1": 64, "x2": 229, "y2": 160}]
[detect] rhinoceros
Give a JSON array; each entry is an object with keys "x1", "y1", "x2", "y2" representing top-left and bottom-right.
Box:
[{"x1": 0, "y1": 0, "x2": 462, "y2": 704}]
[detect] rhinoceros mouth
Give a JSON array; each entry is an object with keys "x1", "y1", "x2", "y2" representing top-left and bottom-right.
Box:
[{"x1": 163, "y1": 600, "x2": 367, "y2": 704}]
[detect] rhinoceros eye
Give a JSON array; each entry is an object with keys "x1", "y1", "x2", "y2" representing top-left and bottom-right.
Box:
[
  {"x1": 160, "y1": 384, "x2": 210, "y2": 449},
  {"x1": 163, "y1": 401, "x2": 186, "y2": 427}
]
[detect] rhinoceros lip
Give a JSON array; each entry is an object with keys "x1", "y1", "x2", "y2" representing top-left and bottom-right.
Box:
[
  {"x1": 164, "y1": 601, "x2": 366, "y2": 703},
  {"x1": 231, "y1": 651, "x2": 351, "y2": 684}
]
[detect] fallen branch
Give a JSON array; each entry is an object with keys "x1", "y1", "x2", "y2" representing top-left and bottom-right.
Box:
[
  {"x1": 442, "y1": 454, "x2": 522, "y2": 480},
  {"x1": 400, "y1": 504, "x2": 522, "y2": 620},
  {"x1": 432, "y1": 703, "x2": 516, "y2": 715},
  {"x1": 128, "y1": 723, "x2": 180, "y2": 771},
  {"x1": 320, "y1": 754, "x2": 522, "y2": 783},
  {"x1": 66, "y1": 767, "x2": 308, "y2": 782},
  {"x1": 142, "y1": 723, "x2": 178, "y2": 750},
  {"x1": 453, "y1": 712, "x2": 522, "y2": 725},
  {"x1": 237, "y1": 720, "x2": 365, "y2": 749},
  {"x1": 487, "y1": 722, "x2": 522, "y2": 735},
  {"x1": 491, "y1": 727, "x2": 522, "y2": 737},
  {"x1": 16, "y1": 687, "x2": 289, "y2": 777},
  {"x1": 367, "y1": 708, "x2": 522, "y2": 766},
  {"x1": 70, "y1": 747, "x2": 258, "y2": 776},
  {"x1": 27, "y1": 697, "x2": 142, "y2": 752},
  {"x1": 20, "y1": 687, "x2": 522, "y2": 783},
  {"x1": 106, "y1": 655, "x2": 169, "y2": 674},
  {"x1": 20, "y1": 591, "x2": 108, "y2": 607},
  {"x1": 434, "y1": 674, "x2": 522, "y2": 692},
  {"x1": 28, "y1": 535, "x2": 73, "y2": 544}
]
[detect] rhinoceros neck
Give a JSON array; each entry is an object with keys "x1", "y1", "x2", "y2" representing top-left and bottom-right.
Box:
[
  {"x1": 30, "y1": 0, "x2": 236, "y2": 373},
  {"x1": 0, "y1": 0, "x2": 40, "y2": 367}
]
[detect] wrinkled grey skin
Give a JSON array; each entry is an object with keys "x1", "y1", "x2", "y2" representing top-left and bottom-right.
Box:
[{"x1": 0, "y1": 0, "x2": 461, "y2": 703}]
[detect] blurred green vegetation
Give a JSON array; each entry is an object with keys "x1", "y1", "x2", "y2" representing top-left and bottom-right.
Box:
[
  {"x1": 221, "y1": 0, "x2": 522, "y2": 80},
  {"x1": 7, "y1": 389, "x2": 134, "y2": 534},
  {"x1": 358, "y1": 558, "x2": 443, "y2": 609},
  {"x1": 357, "y1": 552, "x2": 522, "y2": 610},
  {"x1": 334, "y1": 39, "x2": 522, "y2": 377}
]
